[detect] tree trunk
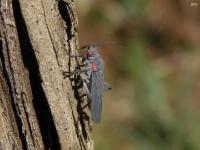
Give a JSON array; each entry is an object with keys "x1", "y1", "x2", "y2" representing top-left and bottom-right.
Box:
[{"x1": 0, "y1": 0, "x2": 93, "y2": 149}]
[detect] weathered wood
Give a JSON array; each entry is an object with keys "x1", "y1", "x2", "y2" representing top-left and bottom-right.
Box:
[
  {"x1": 0, "y1": 0, "x2": 94, "y2": 149},
  {"x1": 0, "y1": 0, "x2": 44, "y2": 149},
  {"x1": 0, "y1": 66, "x2": 22, "y2": 150}
]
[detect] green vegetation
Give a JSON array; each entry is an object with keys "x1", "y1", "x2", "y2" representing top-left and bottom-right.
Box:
[{"x1": 78, "y1": 0, "x2": 200, "y2": 149}]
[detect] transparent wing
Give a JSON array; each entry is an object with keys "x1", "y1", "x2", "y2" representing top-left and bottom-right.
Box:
[{"x1": 90, "y1": 57, "x2": 104, "y2": 123}]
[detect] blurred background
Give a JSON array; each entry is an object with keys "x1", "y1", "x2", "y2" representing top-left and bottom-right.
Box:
[{"x1": 76, "y1": 0, "x2": 200, "y2": 149}]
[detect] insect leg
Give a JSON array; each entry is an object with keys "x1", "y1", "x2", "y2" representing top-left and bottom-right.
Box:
[
  {"x1": 63, "y1": 69, "x2": 87, "y2": 78},
  {"x1": 83, "y1": 81, "x2": 91, "y2": 97},
  {"x1": 82, "y1": 101, "x2": 91, "y2": 110},
  {"x1": 68, "y1": 54, "x2": 83, "y2": 58},
  {"x1": 80, "y1": 81, "x2": 92, "y2": 109},
  {"x1": 65, "y1": 49, "x2": 83, "y2": 58}
]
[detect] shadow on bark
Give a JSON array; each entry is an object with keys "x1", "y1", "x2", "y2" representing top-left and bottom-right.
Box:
[
  {"x1": 12, "y1": 0, "x2": 60, "y2": 149},
  {"x1": 0, "y1": 30, "x2": 27, "y2": 149},
  {"x1": 58, "y1": 0, "x2": 91, "y2": 141}
]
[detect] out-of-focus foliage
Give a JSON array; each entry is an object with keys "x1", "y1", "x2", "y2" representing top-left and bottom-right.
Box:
[
  {"x1": 77, "y1": 0, "x2": 200, "y2": 149},
  {"x1": 121, "y1": 41, "x2": 200, "y2": 150},
  {"x1": 118, "y1": 0, "x2": 148, "y2": 17}
]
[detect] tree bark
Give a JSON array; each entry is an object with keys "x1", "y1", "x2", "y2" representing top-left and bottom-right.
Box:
[{"x1": 0, "y1": 0, "x2": 93, "y2": 149}]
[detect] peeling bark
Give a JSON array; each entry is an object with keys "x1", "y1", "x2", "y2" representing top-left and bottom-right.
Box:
[{"x1": 0, "y1": 0, "x2": 94, "y2": 149}]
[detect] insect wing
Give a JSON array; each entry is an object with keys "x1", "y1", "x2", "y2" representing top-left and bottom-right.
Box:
[{"x1": 90, "y1": 57, "x2": 104, "y2": 123}]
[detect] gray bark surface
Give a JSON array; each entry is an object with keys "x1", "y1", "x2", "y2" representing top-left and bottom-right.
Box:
[{"x1": 0, "y1": 0, "x2": 93, "y2": 149}]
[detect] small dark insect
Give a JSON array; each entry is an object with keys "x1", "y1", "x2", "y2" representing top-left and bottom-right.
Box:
[{"x1": 64, "y1": 44, "x2": 111, "y2": 123}]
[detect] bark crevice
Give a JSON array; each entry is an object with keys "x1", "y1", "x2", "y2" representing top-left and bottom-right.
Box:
[
  {"x1": 12, "y1": 0, "x2": 60, "y2": 149},
  {"x1": 58, "y1": 0, "x2": 74, "y2": 40},
  {"x1": 58, "y1": 0, "x2": 76, "y2": 72},
  {"x1": 0, "y1": 37, "x2": 27, "y2": 150},
  {"x1": 0, "y1": 0, "x2": 94, "y2": 149},
  {"x1": 58, "y1": 1, "x2": 91, "y2": 147}
]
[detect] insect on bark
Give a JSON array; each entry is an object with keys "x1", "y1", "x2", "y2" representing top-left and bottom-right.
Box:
[{"x1": 64, "y1": 44, "x2": 111, "y2": 123}]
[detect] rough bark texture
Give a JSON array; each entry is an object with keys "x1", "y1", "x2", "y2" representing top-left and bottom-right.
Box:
[{"x1": 0, "y1": 0, "x2": 93, "y2": 149}]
